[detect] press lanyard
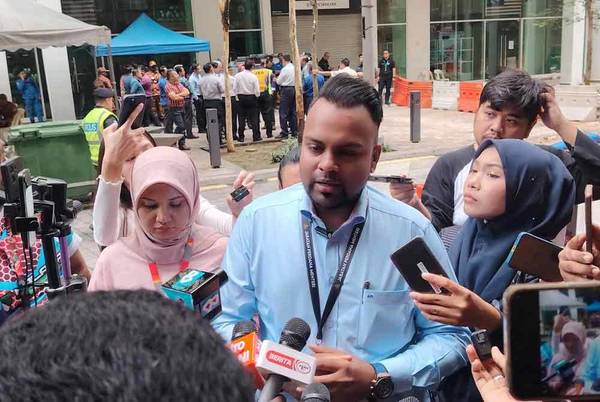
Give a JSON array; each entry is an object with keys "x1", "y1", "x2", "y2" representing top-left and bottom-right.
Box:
[
  {"x1": 301, "y1": 215, "x2": 364, "y2": 341},
  {"x1": 148, "y1": 238, "x2": 193, "y2": 292}
]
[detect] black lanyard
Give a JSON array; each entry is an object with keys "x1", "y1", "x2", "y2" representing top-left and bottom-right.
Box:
[{"x1": 301, "y1": 215, "x2": 364, "y2": 341}]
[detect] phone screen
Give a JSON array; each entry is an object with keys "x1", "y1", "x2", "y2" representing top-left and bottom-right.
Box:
[{"x1": 508, "y1": 285, "x2": 600, "y2": 400}]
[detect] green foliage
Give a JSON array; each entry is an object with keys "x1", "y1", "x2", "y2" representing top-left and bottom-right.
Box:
[{"x1": 271, "y1": 138, "x2": 299, "y2": 163}]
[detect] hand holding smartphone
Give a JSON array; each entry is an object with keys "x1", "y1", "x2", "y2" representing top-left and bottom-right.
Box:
[
  {"x1": 118, "y1": 94, "x2": 145, "y2": 129},
  {"x1": 390, "y1": 237, "x2": 448, "y2": 293}
]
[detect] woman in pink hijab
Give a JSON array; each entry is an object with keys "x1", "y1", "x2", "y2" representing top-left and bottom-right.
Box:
[
  {"x1": 90, "y1": 146, "x2": 227, "y2": 291},
  {"x1": 548, "y1": 321, "x2": 588, "y2": 393}
]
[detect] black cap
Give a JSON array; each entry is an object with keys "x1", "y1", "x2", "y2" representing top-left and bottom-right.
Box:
[
  {"x1": 231, "y1": 320, "x2": 256, "y2": 341},
  {"x1": 301, "y1": 383, "x2": 330, "y2": 402},
  {"x1": 93, "y1": 88, "x2": 114, "y2": 99},
  {"x1": 279, "y1": 318, "x2": 311, "y2": 351}
]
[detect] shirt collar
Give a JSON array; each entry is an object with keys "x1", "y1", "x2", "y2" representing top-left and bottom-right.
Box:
[{"x1": 300, "y1": 186, "x2": 368, "y2": 233}]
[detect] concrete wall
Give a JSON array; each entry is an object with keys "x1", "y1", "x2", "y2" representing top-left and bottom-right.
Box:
[
  {"x1": 0, "y1": 53, "x2": 11, "y2": 102},
  {"x1": 193, "y1": 1, "x2": 223, "y2": 65},
  {"x1": 560, "y1": 0, "x2": 586, "y2": 85},
  {"x1": 405, "y1": 0, "x2": 430, "y2": 80}
]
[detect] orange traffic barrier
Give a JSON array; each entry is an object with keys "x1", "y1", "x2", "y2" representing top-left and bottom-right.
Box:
[
  {"x1": 392, "y1": 77, "x2": 432, "y2": 108},
  {"x1": 458, "y1": 81, "x2": 484, "y2": 113}
]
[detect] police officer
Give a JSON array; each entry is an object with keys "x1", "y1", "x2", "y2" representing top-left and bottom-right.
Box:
[
  {"x1": 81, "y1": 88, "x2": 117, "y2": 172},
  {"x1": 252, "y1": 59, "x2": 275, "y2": 138}
]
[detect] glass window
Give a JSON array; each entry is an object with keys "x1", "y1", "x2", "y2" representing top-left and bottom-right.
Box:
[
  {"x1": 230, "y1": 31, "x2": 263, "y2": 59},
  {"x1": 457, "y1": 0, "x2": 484, "y2": 20},
  {"x1": 523, "y1": 0, "x2": 563, "y2": 17},
  {"x1": 484, "y1": 0, "x2": 521, "y2": 18},
  {"x1": 377, "y1": 25, "x2": 407, "y2": 77},
  {"x1": 377, "y1": 0, "x2": 406, "y2": 24},
  {"x1": 95, "y1": 0, "x2": 193, "y2": 34},
  {"x1": 430, "y1": 23, "x2": 458, "y2": 80},
  {"x1": 431, "y1": 0, "x2": 456, "y2": 21},
  {"x1": 485, "y1": 20, "x2": 520, "y2": 78},
  {"x1": 230, "y1": 0, "x2": 261, "y2": 30},
  {"x1": 523, "y1": 19, "x2": 562, "y2": 74},
  {"x1": 456, "y1": 21, "x2": 484, "y2": 80},
  {"x1": 5, "y1": 49, "x2": 52, "y2": 119}
]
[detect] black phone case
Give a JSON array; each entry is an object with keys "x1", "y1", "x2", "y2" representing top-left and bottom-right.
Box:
[
  {"x1": 118, "y1": 94, "x2": 145, "y2": 129},
  {"x1": 390, "y1": 237, "x2": 448, "y2": 293}
]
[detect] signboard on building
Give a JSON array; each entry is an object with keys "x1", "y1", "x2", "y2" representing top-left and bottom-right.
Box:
[{"x1": 296, "y1": 0, "x2": 350, "y2": 10}]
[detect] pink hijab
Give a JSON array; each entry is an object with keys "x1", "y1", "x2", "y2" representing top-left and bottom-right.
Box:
[{"x1": 123, "y1": 146, "x2": 220, "y2": 264}]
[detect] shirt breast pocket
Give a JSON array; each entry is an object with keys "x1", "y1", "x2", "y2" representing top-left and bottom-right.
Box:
[{"x1": 357, "y1": 289, "x2": 415, "y2": 358}]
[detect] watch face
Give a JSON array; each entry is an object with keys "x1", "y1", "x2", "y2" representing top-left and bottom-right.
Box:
[{"x1": 375, "y1": 377, "x2": 394, "y2": 399}]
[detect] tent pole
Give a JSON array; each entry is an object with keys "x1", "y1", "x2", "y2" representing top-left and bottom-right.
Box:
[
  {"x1": 34, "y1": 48, "x2": 48, "y2": 121},
  {"x1": 107, "y1": 46, "x2": 119, "y2": 113},
  {"x1": 93, "y1": 54, "x2": 98, "y2": 72}
]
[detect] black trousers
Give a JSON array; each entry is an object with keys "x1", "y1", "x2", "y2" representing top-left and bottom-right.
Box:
[
  {"x1": 278, "y1": 86, "x2": 297, "y2": 136},
  {"x1": 204, "y1": 99, "x2": 224, "y2": 138},
  {"x1": 230, "y1": 96, "x2": 238, "y2": 139},
  {"x1": 183, "y1": 97, "x2": 193, "y2": 137},
  {"x1": 193, "y1": 97, "x2": 206, "y2": 133},
  {"x1": 257, "y1": 91, "x2": 274, "y2": 136},
  {"x1": 378, "y1": 76, "x2": 393, "y2": 105},
  {"x1": 143, "y1": 96, "x2": 161, "y2": 126},
  {"x1": 237, "y1": 94, "x2": 260, "y2": 141}
]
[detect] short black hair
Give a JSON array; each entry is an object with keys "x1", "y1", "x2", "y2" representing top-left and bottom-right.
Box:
[
  {"x1": 479, "y1": 69, "x2": 544, "y2": 124},
  {"x1": 0, "y1": 290, "x2": 254, "y2": 402},
  {"x1": 211, "y1": 62, "x2": 219, "y2": 69},
  {"x1": 174, "y1": 65, "x2": 185, "y2": 74},
  {"x1": 204, "y1": 63, "x2": 213, "y2": 74},
  {"x1": 282, "y1": 54, "x2": 292, "y2": 62},
  {"x1": 244, "y1": 59, "x2": 254, "y2": 70},
  {"x1": 317, "y1": 74, "x2": 383, "y2": 127},
  {"x1": 0, "y1": 94, "x2": 7, "y2": 102},
  {"x1": 278, "y1": 144, "x2": 300, "y2": 187}
]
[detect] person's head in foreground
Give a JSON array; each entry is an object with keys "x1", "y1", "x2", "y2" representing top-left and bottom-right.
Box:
[
  {"x1": 301, "y1": 74, "x2": 382, "y2": 223},
  {"x1": 473, "y1": 69, "x2": 545, "y2": 146},
  {"x1": 278, "y1": 144, "x2": 301, "y2": 189},
  {"x1": 452, "y1": 139, "x2": 574, "y2": 301},
  {"x1": 89, "y1": 147, "x2": 226, "y2": 291},
  {"x1": 0, "y1": 290, "x2": 254, "y2": 402}
]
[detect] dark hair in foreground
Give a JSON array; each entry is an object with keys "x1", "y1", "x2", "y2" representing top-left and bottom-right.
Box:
[
  {"x1": 317, "y1": 74, "x2": 383, "y2": 126},
  {"x1": 278, "y1": 143, "x2": 301, "y2": 187},
  {"x1": 0, "y1": 290, "x2": 254, "y2": 402},
  {"x1": 479, "y1": 69, "x2": 544, "y2": 124}
]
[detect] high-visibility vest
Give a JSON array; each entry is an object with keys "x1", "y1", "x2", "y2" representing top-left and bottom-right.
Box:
[
  {"x1": 252, "y1": 68, "x2": 273, "y2": 94},
  {"x1": 81, "y1": 107, "x2": 117, "y2": 165}
]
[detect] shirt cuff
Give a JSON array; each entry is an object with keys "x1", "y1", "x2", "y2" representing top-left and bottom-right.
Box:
[
  {"x1": 99, "y1": 175, "x2": 124, "y2": 187},
  {"x1": 377, "y1": 358, "x2": 413, "y2": 394}
]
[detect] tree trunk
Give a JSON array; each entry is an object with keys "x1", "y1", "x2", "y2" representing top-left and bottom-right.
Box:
[
  {"x1": 219, "y1": 0, "x2": 235, "y2": 152},
  {"x1": 289, "y1": 0, "x2": 305, "y2": 140},
  {"x1": 311, "y1": 0, "x2": 319, "y2": 98},
  {"x1": 583, "y1": 0, "x2": 593, "y2": 84}
]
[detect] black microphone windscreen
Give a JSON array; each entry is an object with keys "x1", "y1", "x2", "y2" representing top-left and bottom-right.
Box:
[
  {"x1": 301, "y1": 383, "x2": 330, "y2": 402},
  {"x1": 280, "y1": 318, "x2": 311, "y2": 351},
  {"x1": 231, "y1": 320, "x2": 256, "y2": 341}
]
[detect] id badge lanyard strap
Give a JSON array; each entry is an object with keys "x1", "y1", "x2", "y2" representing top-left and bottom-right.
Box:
[
  {"x1": 301, "y1": 215, "x2": 364, "y2": 341},
  {"x1": 148, "y1": 238, "x2": 193, "y2": 292}
]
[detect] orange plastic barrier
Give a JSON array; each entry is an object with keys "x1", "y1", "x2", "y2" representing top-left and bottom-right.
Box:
[
  {"x1": 458, "y1": 81, "x2": 485, "y2": 113},
  {"x1": 392, "y1": 77, "x2": 432, "y2": 108}
]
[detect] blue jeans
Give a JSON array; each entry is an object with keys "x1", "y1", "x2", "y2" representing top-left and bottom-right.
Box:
[{"x1": 24, "y1": 97, "x2": 43, "y2": 123}]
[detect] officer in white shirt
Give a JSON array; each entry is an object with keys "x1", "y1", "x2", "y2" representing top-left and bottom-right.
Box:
[
  {"x1": 234, "y1": 59, "x2": 261, "y2": 142},
  {"x1": 275, "y1": 54, "x2": 297, "y2": 138},
  {"x1": 200, "y1": 63, "x2": 225, "y2": 140},
  {"x1": 319, "y1": 58, "x2": 359, "y2": 79}
]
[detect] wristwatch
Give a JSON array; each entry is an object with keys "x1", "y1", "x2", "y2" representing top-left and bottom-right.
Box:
[{"x1": 368, "y1": 362, "x2": 394, "y2": 401}]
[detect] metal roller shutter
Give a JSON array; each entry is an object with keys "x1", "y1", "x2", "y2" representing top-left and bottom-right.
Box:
[{"x1": 271, "y1": 13, "x2": 362, "y2": 70}]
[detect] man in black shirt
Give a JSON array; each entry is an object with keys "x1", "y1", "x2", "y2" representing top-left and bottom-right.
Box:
[
  {"x1": 318, "y1": 52, "x2": 331, "y2": 72},
  {"x1": 390, "y1": 69, "x2": 600, "y2": 232},
  {"x1": 377, "y1": 50, "x2": 396, "y2": 105}
]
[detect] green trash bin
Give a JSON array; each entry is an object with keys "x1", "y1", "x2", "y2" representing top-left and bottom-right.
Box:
[{"x1": 7, "y1": 121, "x2": 97, "y2": 200}]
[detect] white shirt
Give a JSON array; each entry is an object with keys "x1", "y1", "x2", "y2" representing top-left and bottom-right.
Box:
[
  {"x1": 331, "y1": 66, "x2": 358, "y2": 78},
  {"x1": 199, "y1": 73, "x2": 224, "y2": 100},
  {"x1": 276, "y1": 63, "x2": 295, "y2": 87},
  {"x1": 92, "y1": 177, "x2": 234, "y2": 247},
  {"x1": 225, "y1": 75, "x2": 237, "y2": 97},
  {"x1": 234, "y1": 70, "x2": 260, "y2": 97}
]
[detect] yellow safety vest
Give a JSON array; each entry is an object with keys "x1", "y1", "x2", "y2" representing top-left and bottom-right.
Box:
[
  {"x1": 81, "y1": 107, "x2": 117, "y2": 165},
  {"x1": 252, "y1": 68, "x2": 273, "y2": 94}
]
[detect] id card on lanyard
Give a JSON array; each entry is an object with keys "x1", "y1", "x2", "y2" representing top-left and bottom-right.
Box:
[
  {"x1": 148, "y1": 238, "x2": 194, "y2": 293},
  {"x1": 301, "y1": 215, "x2": 364, "y2": 341}
]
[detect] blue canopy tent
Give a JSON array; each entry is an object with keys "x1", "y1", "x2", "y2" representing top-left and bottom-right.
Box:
[
  {"x1": 586, "y1": 301, "x2": 600, "y2": 313},
  {"x1": 96, "y1": 13, "x2": 210, "y2": 56}
]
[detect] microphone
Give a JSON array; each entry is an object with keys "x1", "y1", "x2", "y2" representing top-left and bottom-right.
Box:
[
  {"x1": 257, "y1": 318, "x2": 315, "y2": 402},
  {"x1": 301, "y1": 383, "x2": 330, "y2": 402},
  {"x1": 228, "y1": 320, "x2": 265, "y2": 389},
  {"x1": 161, "y1": 267, "x2": 227, "y2": 320}
]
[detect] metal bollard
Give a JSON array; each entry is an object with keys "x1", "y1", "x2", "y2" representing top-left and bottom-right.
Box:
[
  {"x1": 205, "y1": 108, "x2": 221, "y2": 168},
  {"x1": 410, "y1": 91, "x2": 421, "y2": 143}
]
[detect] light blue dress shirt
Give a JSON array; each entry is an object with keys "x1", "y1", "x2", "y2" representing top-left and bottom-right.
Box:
[
  {"x1": 212, "y1": 184, "x2": 470, "y2": 396},
  {"x1": 188, "y1": 72, "x2": 202, "y2": 100}
]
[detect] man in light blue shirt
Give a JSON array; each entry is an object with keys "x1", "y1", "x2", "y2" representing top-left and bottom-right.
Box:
[
  {"x1": 188, "y1": 63, "x2": 205, "y2": 133},
  {"x1": 212, "y1": 75, "x2": 470, "y2": 401}
]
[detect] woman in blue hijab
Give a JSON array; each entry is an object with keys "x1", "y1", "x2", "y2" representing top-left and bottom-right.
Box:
[{"x1": 411, "y1": 139, "x2": 575, "y2": 402}]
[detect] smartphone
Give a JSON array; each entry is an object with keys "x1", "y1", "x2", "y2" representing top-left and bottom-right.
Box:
[
  {"x1": 390, "y1": 237, "x2": 449, "y2": 294},
  {"x1": 118, "y1": 94, "x2": 145, "y2": 128},
  {"x1": 508, "y1": 232, "x2": 563, "y2": 282},
  {"x1": 585, "y1": 185, "x2": 593, "y2": 253},
  {"x1": 18, "y1": 170, "x2": 36, "y2": 248},
  {"x1": 368, "y1": 175, "x2": 414, "y2": 185},
  {"x1": 0, "y1": 157, "x2": 24, "y2": 204},
  {"x1": 504, "y1": 282, "x2": 600, "y2": 401},
  {"x1": 230, "y1": 185, "x2": 250, "y2": 202}
]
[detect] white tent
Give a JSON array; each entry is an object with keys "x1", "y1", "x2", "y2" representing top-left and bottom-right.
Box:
[
  {"x1": 0, "y1": 0, "x2": 110, "y2": 51},
  {"x1": 540, "y1": 290, "x2": 586, "y2": 309},
  {"x1": 0, "y1": 0, "x2": 115, "y2": 115}
]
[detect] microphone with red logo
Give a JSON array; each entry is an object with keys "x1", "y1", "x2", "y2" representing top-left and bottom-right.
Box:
[
  {"x1": 228, "y1": 320, "x2": 265, "y2": 389},
  {"x1": 257, "y1": 318, "x2": 315, "y2": 402}
]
